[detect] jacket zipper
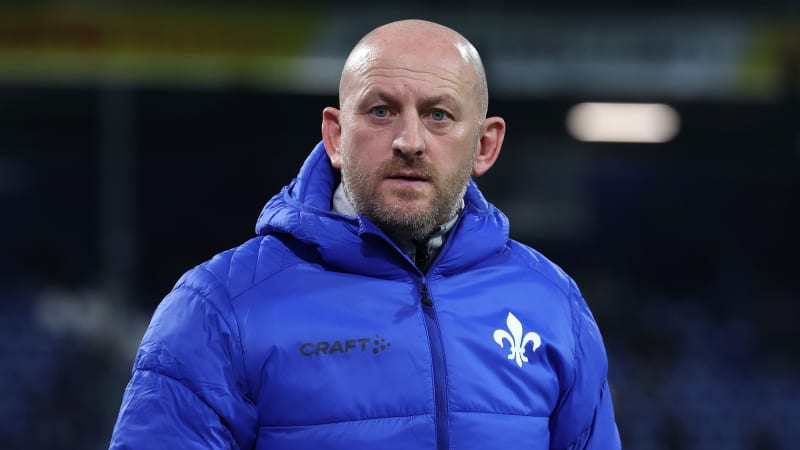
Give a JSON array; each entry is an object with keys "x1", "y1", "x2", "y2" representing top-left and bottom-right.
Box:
[{"x1": 420, "y1": 281, "x2": 449, "y2": 450}]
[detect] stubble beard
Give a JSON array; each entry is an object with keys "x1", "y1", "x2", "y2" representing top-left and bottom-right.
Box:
[{"x1": 341, "y1": 151, "x2": 474, "y2": 241}]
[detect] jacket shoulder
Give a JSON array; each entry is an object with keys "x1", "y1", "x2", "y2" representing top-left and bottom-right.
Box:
[
  {"x1": 187, "y1": 233, "x2": 315, "y2": 300},
  {"x1": 506, "y1": 240, "x2": 573, "y2": 297}
]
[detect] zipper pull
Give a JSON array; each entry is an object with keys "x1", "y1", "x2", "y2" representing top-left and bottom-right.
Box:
[{"x1": 421, "y1": 283, "x2": 433, "y2": 306}]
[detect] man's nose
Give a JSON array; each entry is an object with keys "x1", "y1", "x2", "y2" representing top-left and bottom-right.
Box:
[{"x1": 392, "y1": 114, "x2": 426, "y2": 157}]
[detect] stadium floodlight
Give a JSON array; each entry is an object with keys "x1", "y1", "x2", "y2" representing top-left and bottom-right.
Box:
[{"x1": 566, "y1": 102, "x2": 680, "y2": 143}]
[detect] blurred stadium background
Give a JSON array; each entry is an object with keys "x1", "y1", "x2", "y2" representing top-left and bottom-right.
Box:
[{"x1": 0, "y1": 1, "x2": 798, "y2": 449}]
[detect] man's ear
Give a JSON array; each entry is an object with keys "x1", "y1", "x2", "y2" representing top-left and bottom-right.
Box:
[
  {"x1": 472, "y1": 116, "x2": 506, "y2": 177},
  {"x1": 322, "y1": 107, "x2": 343, "y2": 169}
]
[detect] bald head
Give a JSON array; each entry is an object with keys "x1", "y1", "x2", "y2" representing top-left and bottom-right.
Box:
[
  {"x1": 320, "y1": 19, "x2": 506, "y2": 239},
  {"x1": 339, "y1": 20, "x2": 489, "y2": 119}
]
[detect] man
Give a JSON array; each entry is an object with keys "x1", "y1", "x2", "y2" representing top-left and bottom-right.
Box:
[{"x1": 110, "y1": 19, "x2": 621, "y2": 449}]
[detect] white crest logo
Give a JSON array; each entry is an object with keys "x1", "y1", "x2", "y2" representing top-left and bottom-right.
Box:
[{"x1": 493, "y1": 312, "x2": 542, "y2": 367}]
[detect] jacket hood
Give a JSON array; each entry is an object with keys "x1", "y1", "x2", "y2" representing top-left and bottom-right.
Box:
[{"x1": 255, "y1": 141, "x2": 511, "y2": 277}]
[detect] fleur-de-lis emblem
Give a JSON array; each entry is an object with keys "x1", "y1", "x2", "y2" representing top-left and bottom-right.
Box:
[{"x1": 493, "y1": 312, "x2": 541, "y2": 367}]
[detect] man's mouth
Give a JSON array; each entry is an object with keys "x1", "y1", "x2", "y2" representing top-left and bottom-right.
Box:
[{"x1": 387, "y1": 171, "x2": 430, "y2": 182}]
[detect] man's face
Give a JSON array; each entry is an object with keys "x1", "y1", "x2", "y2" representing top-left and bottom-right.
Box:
[{"x1": 334, "y1": 44, "x2": 483, "y2": 240}]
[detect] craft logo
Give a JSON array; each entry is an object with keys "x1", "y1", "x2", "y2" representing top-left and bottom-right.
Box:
[{"x1": 300, "y1": 334, "x2": 391, "y2": 356}]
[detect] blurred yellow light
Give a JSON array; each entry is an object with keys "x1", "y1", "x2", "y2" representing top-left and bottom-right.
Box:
[{"x1": 566, "y1": 102, "x2": 680, "y2": 143}]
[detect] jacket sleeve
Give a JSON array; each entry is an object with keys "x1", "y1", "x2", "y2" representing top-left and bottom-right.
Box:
[
  {"x1": 549, "y1": 282, "x2": 621, "y2": 450},
  {"x1": 109, "y1": 269, "x2": 257, "y2": 449}
]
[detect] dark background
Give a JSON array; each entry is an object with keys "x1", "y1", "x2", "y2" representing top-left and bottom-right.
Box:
[{"x1": 0, "y1": 2, "x2": 798, "y2": 449}]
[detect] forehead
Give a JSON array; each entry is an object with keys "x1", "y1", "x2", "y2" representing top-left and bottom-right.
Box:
[{"x1": 343, "y1": 41, "x2": 477, "y2": 105}]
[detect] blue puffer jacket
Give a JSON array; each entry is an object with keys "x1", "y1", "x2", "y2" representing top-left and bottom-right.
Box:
[{"x1": 110, "y1": 142, "x2": 620, "y2": 450}]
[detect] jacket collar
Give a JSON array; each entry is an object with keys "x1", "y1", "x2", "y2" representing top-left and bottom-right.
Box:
[
  {"x1": 255, "y1": 141, "x2": 510, "y2": 278},
  {"x1": 332, "y1": 181, "x2": 462, "y2": 269}
]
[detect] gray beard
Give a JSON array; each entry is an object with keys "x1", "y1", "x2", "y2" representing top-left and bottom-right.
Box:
[
  {"x1": 339, "y1": 143, "x2": 476, "y2": 241},
  {"x1": 342, "y1": 178, "x2": 466, "y2": 241}
]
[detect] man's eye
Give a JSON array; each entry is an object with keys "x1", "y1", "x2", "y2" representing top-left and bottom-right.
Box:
[
  {"x1": 430, "y1": 110, "x2": 448, "y2": 121},
  {"x1": 372, "y1": 107, "x2": 389, "y2": 118}
]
